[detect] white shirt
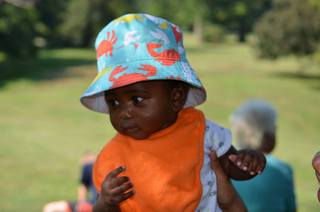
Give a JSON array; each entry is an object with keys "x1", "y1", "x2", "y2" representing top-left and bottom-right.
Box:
[{"x1": 195, "y1": 119, "x2": 232, "y2": 212}]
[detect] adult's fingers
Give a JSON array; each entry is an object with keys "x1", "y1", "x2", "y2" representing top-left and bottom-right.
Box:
[
  {"x1": 210, "y1": 151, "x2": 221, "y2": 170},
  {"x1": 312, "y1": 152, "x2": 320, "y2": 173}
]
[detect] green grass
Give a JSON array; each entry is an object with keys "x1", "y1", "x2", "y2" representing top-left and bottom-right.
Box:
[{"x1": 1, "y1": 40, "x2": 320, "y2": 211}]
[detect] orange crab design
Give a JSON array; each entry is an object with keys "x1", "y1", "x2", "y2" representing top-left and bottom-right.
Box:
[
  {"x1": 109, "y1": 64, "x2": 157, "y2": 88},
  {"x1": 172, "y1": 26, "x2": 182, "y2": 43},
  {"x1": 97, "y1": 30, "x2": 118, "y2": 59},
  {"x1": 147, "y1": 42, "x2": 180, "y2": 66}
]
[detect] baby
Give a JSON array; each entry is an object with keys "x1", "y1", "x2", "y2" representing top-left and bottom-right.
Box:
[{"x1": 80, "y1": 14, "x2": 265, "y2": 212}]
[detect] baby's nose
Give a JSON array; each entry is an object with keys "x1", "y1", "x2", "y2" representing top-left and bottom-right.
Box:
[{"x1": 119, "y1": 106, "x2": 133, "y2": 119}]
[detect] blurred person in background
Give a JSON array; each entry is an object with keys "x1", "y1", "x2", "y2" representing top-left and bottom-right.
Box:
[
  {"x1": 312, "y1": 152, "x2": 320, "y2": 202},
  {"x1": 43, "y1": 152, "x2": 97, "y2": 212},
  {"x1": 230, "y1": 99, "x2": 296, "y2": 212}
]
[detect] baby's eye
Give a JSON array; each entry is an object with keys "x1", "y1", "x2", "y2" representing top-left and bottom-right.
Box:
[
  {"x1": 107, "y1": 99, "x2": 120, "y2": 108},
  {"x1": 132, "y1": 96, "x2": 144, "y2": 104}
]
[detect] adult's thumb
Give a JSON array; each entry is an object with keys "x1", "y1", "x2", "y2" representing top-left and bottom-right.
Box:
[
  {"x1": 312, "y1": 152, "x2": 320, "y2": 173},
  {"x1": 210, "y1": 151, "x2": 221, "y2": 171}
]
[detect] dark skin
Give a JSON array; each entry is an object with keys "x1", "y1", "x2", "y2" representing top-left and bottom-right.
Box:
[
  {"x1": 210, "y1": 151, "x2": 247, "y2": 212},
  {"x1": 312, "y1": 152, "x2": 320, "y2": 202},
  {"x1": 93, "y1": 80, "x2": 265, "y2": 212}
]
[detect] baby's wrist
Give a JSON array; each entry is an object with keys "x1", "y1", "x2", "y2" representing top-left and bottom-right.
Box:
[{"x1": 94, "y1": 195, "x2": 119, "y2": 212}]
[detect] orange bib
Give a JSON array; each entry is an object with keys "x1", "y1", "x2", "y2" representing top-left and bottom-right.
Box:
[{"x1": 93, "y1": 108, "x2": 205, "y2": 211}]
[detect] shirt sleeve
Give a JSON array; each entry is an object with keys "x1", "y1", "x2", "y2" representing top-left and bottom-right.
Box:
[{"x1": 204, "y1": 119, "x2": 232, "y2": 157}]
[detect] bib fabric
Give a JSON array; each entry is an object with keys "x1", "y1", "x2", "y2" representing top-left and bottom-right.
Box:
[{"x1": 93, "y1": 108, "x2": 205, "y2": 211}]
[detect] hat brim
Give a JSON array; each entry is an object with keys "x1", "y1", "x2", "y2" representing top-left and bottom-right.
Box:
[{"x1": 80, "y1": 59, "x2": 206, "y2": 113}]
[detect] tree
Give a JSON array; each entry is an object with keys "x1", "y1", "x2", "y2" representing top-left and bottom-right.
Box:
[
  {"x1": 0, "y1": 2, "x2": 39, "y2": 58},
  {"x1": 136, "y1": 0, "x2": 208, "y2": 41},
  {"x1": 207, "y1": 0, "x2": 272, "y2": 42},
  {"x1": 59, "y1": 0, "x2": 137, "y2": 47},
  {"x1": 35, "y1": 0, "x2": 69, "y2": 47},
  {"x1": 254, "y1": 0, "x2": 320, "y2": 59}
]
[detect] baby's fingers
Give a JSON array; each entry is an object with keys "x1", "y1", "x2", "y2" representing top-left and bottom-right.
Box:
[
  {"x1": 239, "y1": 154, "x2": 254, "y2": 172},
  {"x1": 247, "y1": 157, "x2": 258, "y2": 175},
  {"x1": 102, "y1": 166, "x2": 128, "y2": 192},
  {"x1": 228, "y1": 153, "x2": 244, "y2": 167},
  {"x1": 257, "y1": 156, "x2": 266, "y2": 174},
  {"x1": 111, "y1": 181, "x2": 134, "y2": 196},
  {"x1": 111, "y1": 190, "x2": 135, "y2": 204},
  {"x1": 106, "y1": 166, "x2": 125, "y2": 180},
  {"x1": 108, "y1": 176, "x2": 131, "y2": 191}
]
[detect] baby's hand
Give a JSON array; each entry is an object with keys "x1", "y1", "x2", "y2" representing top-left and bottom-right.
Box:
[
  {"x1": 228, "y1": 149, "x2": 266, "y2": 176},
  {"x1": 100, "y1": 166, "x2": 134, "y2": 207}
]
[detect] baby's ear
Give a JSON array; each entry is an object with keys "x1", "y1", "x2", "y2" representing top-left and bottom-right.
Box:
[{"x1": 171, "y1": 83, "x2": 189, "y2": 112}]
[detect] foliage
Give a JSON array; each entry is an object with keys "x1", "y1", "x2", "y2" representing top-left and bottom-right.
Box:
[
  {"x1": 136, "y1": 0, "x2": 208, "y2": 42},
  {"x1": 207, "y1": 0, "x2": 272, "y2": 42},
  {"x1": 35, "y1": 0, "x2": 69, "y2": 47},
  {"x1": 0, "y1": 3, "x2": 39, "y2": 58},
  {"x1": 1, "y1": 0, "x2": 319, "y2": 57},
  {"x1": 59, "y1": 0, "x2": 137, "y2": 47},
  {"x1": 203, "y1": 23, "x2": 226, "y2": 43},
  {"x1": 254, "y1": 0, "x2": 320, "y2": 59}
]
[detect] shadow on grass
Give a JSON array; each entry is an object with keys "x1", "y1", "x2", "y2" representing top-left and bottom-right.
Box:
[
  {"x1": 0, "y1": 49, "x2": 96, "y2": 88},
  {"x1": 271, "y1": 71, "x2": 320, "y2": 90}
]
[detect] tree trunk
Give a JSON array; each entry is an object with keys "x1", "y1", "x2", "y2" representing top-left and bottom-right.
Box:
[
  {"x1": 193, "y1": 15, "x2": 203, "y2": 43},
  {"x1": 238, "y1": 17, "x2": 246, "y2": 42}
]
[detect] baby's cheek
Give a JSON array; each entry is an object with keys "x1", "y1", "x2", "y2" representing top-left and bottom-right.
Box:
[{"x1": 110, "y1": 119, "x2": 122, "y2": 133}]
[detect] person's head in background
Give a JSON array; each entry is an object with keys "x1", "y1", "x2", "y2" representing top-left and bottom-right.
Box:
[
  {"x1": 230, "y1": 99, "x2": 276, "y2": 154},
  {"x1": 80, "y1": 151, "x2": 96, "y2": 165}
]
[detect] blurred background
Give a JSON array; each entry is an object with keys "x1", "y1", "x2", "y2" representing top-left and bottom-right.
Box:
[{"x1": 0, "y1": 0, "x2": 319, "y2": 211}]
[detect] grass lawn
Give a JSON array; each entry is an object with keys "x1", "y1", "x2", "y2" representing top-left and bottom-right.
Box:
[{"x1": 1, "y1": 38, "x2": 319, "y2": 211}]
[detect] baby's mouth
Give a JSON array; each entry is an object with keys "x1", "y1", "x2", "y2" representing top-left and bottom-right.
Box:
[
  {"x1": 125, "y1": 126, "x2": 139, "y2": 133},
  {"x1": 121, "y1": 123, "x2": 139, "y2": 133}
]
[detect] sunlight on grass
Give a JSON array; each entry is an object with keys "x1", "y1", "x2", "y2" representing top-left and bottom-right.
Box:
[{"x1": 1, "y1": 40, "x2": 319, "y2": 211}]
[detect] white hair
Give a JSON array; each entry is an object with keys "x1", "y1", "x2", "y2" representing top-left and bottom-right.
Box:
[{"x1": 230, "y1": 99, "x2": 277, "y2": 149}]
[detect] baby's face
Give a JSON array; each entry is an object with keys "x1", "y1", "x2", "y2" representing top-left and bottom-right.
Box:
[{"x1": 104, "y1": 81, "x2": 179, "y2": 139}]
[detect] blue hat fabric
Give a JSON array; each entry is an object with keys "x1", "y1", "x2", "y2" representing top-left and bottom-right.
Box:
[{"x1": 80, "y1": 14, "x2": 206, "y2": 113}]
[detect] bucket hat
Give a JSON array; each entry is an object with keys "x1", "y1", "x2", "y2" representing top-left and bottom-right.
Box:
[{"x1": 80, "y1": 13, "x2": 206, "y2": 113}]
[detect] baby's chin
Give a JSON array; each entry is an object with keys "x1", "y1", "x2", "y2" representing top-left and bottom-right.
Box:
[
  {"x1": 127, "y1": 132, "x2": 150, "y2": 140},
  {"x1": 120, "y1": 129, "x2": 151, "y2": 140}
]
